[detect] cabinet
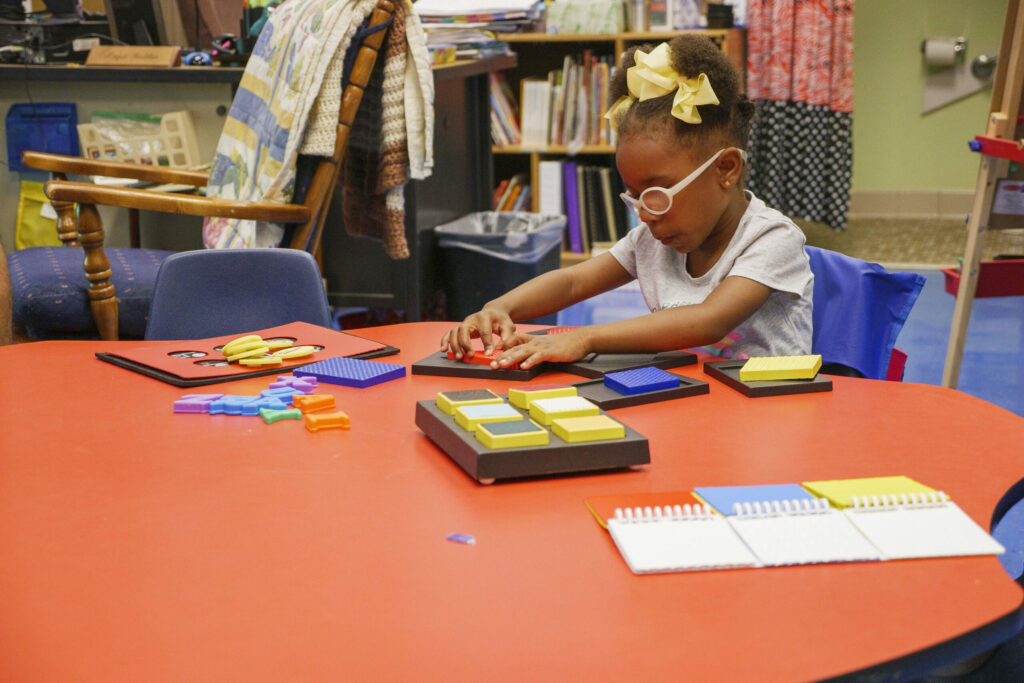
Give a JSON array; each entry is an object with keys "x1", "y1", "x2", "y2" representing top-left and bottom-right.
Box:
[{"x1": 491, "y1": 29, "x2": 745, "y2": 262}]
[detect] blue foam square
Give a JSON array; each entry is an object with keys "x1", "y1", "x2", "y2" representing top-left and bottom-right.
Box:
[
  {"x1": 604, "y1": 366, "x2": 681, "y2": 395},
  {"x1": 294, "y1": 356, "x2": 406, "y2": 388}
]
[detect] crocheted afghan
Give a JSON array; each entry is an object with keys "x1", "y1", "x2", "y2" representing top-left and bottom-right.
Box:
[{"x1": 202, "y1": 0, "x2": 433, "y2": 256}]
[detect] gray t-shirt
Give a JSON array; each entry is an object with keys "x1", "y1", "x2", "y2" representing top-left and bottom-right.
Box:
[{"x1": 608, "y1": 191, "x2": 813, "y2": 358}]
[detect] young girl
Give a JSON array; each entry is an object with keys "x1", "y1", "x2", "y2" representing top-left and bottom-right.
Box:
[{"x1": 441, "y1": 35, "x2": 813, "y2": 369}]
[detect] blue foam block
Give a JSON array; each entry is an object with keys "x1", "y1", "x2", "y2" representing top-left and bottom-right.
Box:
[
  {"x1": 604, "y1": 366, "x2": 681, "y2": 395},
  {"x1": 294, "y1": 356, "x2": 406, "y2": 388}
]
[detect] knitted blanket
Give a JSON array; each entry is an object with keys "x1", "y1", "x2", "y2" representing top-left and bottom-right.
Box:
[
  {"x1": 340, "y1": 0, "x2": 433, "y2": 259},
  {"x1": 202, "y1": 0, "x2": 432, "y2": 252}
]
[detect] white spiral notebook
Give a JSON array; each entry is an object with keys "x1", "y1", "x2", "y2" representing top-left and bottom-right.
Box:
[
  {"x1": 842, "y1": 492, "x2": 1006, "y2": 560},
  {"x1": 607, "y1": 505, "x2": 759, "y2": 574},
  {"x1": 605, "y1": 493, "x2": 1003, "y2": 575}
]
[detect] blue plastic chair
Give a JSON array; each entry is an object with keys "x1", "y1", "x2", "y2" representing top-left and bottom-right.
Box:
[
  {"x1": 143, "y1": 249, "x2": 332, "y2": 340},
  {"x1": 805, "y1": 246, "x2": 926, "y2": 380}
]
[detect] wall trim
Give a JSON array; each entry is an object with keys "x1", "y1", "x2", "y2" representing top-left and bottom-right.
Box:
[{"x1": 848, "y1": 190, "x2": 974, "y2": 220}]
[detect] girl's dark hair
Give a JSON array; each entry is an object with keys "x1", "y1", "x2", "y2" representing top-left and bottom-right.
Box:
[{"x1": 609, "y1": 35, "x2": 755, "y2": 149}]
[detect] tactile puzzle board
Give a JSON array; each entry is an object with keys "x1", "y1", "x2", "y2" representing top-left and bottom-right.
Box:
[
  {"x1": 573, "y1": 375, "x2": 709, "y2": 409},
  {"x1": 415, "y1": 398, "x2": 650, "y2": 483},
  {"x1": 411, "y1": 348, "x2": 698, "y2": 381},
  {"x1": 96, "y1": 322, "x2": 395, "y2": 387},
  {"x1": 411, "y1": 351, "x2": 546, "y2": 380},
  {"x1": 561, "y1": 350, "x2": 698, "y2": 378},
  {"x1": 703, "y1": 359, "x2": 833, "y2": 397}
]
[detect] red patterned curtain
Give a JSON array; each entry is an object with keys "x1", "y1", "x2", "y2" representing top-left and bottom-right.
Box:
[{"x1": 746, "y1": 0, "x2": 855, "y2": 230}]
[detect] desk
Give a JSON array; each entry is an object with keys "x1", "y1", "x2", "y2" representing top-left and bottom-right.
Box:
[{"x1": 1, "y1": 321, "x2": 1022, "y2": 681}]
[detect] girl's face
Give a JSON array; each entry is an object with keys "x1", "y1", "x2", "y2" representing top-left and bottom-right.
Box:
[{"x1": 615, "y1": 132, "x2": 729, "y2": 255}]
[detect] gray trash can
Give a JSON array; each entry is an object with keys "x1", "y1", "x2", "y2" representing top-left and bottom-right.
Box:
[{"x1": 435, "y1": 211, "x2": 567, "y2": 324}]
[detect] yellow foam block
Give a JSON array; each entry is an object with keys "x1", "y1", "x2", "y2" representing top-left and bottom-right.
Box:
[
  {"x1": 739, "y1": 355, "x2": 822, "y2": 381},
  {"x1": 454, "y1": 402, "x2": 523, "y2": 432},
  {"x1": 436, "y1": 388, "x2": 503, "y2": 415},
  {"x1": 551, "y1": 415, "x2": 625, "y2": 443},
  {"x1": 475, "y1": 419, "x2": 550, "y2": 449},
  {"x1": 528, "y1": 395, "x2": 599, "y2": 425},
  {"x1": 507, "y1": 384, "x2": 578, "y2": 409}
]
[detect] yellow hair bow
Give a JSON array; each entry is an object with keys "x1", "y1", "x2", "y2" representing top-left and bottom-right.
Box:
[{"x1": 603, "y1": 42, "x2": 720, "y2": 131}]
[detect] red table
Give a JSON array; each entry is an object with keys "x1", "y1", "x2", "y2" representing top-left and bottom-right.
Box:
[{"x1": 1, "y1": 322, "x2": 1021, "y2": 681}]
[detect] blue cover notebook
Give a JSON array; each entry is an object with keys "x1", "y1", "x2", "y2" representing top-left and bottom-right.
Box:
[{"x1": 694, "y1": 484, "x2": 816, "y2": 515}]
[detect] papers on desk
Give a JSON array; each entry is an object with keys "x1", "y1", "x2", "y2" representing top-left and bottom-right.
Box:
[
  {"x1": 415, "y1": 0, "x2": 541, "y2": 17},
  {"x1": 596, "y1": 478, "x2": 1005, "y2": 575}
]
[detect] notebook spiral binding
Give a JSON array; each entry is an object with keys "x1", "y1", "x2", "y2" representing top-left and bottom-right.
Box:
[
  {"x1": 731, "y1": 497, "x2": 833, "y2": 517},
  {"x1": 612, "y1": 504, "x2": 716, "y2": 521},
  {"x1": 850, "y1": 491, "x2": 949, "y2": 509}
]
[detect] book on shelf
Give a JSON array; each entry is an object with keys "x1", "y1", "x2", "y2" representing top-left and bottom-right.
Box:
[
  {"x1": 493, "y1": 172, "x2": 528, "y2": 211},
  {"x1": 537, "y1": 160, "x2": 564, "y2": 216},
  {"x1": 562, "y1": 161, "x2": 583, "y2": 253},
  {"x1": 596, "y1": 477, "x2": 1005, "y2": 575},
  {"x1": 520, "y1": 77, "x2": 552, "y2": 146},
  {"x1": 489, "y1": 72, "x2": 521, "y2": 145}
]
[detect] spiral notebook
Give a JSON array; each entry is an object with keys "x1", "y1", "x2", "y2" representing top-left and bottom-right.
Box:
[
  {"x1": 607, "y1": 505, "x2": 759, "y2": 574},
  {"x1": 842, "y1": 492, "x2": 1006, "y2": 560}
]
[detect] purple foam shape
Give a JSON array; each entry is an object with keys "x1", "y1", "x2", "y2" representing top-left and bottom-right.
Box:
[
  {"x1": 270, "y1": 375, "x2": 318, "y2": 393},
  {"x1": 173, "y1": 393, "x2": 224, "y2": 414},
  {"x1": 294, "y1": 356, "x2": 406, "y2": 388},
  {"x1": 262, "y1": 386, "x2": 300, "y2": 400}
]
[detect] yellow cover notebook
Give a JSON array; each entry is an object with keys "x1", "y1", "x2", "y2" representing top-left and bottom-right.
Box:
[
  {"x1": 801, "y1": 475, "x2": 935, "y2": 508},
  {"x1": 739, "y1": 355, "x2": 822, "y2": 381}
]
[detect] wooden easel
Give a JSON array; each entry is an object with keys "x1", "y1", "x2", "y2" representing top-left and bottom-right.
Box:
[{"x1": 942, "y1": 0, "x2": 1024, "y2": 388}]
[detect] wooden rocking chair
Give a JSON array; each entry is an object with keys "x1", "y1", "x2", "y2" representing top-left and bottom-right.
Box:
[{"x1": 9, "y1": 0, "x2": 395, "y2": 341}]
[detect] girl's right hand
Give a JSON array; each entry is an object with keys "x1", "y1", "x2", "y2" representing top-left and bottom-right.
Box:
[{"x1": 440, "y1": 307, "x2": 517, "y2": 359}]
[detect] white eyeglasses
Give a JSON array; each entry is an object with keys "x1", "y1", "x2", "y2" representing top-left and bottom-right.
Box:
[{"x1": 619, "y1": 148, "x2": 746, "y2": 217}]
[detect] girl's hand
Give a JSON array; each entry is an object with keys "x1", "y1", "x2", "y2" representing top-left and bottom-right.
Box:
[
  {"x1": 439, "y1": 308, "x2": 517, "y2": 359},
  {"x1": 492, "y1": 329, "x2": 591, "y2": 369}
]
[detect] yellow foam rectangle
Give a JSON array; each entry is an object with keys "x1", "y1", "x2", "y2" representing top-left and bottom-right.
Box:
[
  {"x1": 739, "y1": 355, "x2": 822, "y2": 381},
  {"x1": 802, "y1": 476, "x2": 936, "y2": 508},
  {"x1": 551, "y1": 415, "x2": 625, "y2": 443},
  {"x1": 507, "y1": 385, "x2": 578, "y2": 409},
  {"x1": 436, "y1": 388, "x2": 503, "y2": 415},
  {"x1": 454, "y1": 403, "x2": 522, "y2": 432},
  {"x1": 528, "y1": 396, "x2": 600, "y2": 425},
  {"x1": 475, "y1": 419, "x2": 550, "y2": 449}
]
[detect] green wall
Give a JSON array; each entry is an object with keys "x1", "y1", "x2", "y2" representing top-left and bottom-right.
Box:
[{"x1": 852, "y1": 0, "x2": 1009, "y2": 191}]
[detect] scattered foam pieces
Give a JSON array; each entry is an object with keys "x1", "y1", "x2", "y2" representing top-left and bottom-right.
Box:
[
  {"x1": 239, "y1": 355, "x2": 283, "y2": 367},
  {"x1": 304, "y1": 410, "x2": 350, "y2": 432},
  {"x1": 292, "y1": 393, "x2": 336, "y2": 413},
  {"x1": 272, "y1": 345, "x2": 316, "y2": 359},
  {"x1": 173, "y1": 393, "x2": 224, "y2": 413},
  {"x1": 221, "y1": 334, "x2": 262, "y2": 356},
  {"x1": 551, "y1": 414, "x2": 625, "y2": 443},
  {"x1": 507, "y1": 384, "x2": 577, "y2": 409},
  {"x1": 260, "y1": 407, "x2": 303, "y2": 424},
  {"x1": 739, "y1": 355, "x2": 822, "y2": 382},
  {"x1": 226, "y1": 346, "x2": 271, "y2": 362},
  {"x1": 446, "y1": 533, "x2": 476, "y2": 545},
  {"x1": 220, "y1": 335, "x2": 314, "y2": 365}
]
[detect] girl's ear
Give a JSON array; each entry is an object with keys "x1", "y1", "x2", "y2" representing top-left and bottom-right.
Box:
[{"x1": 716, "y1": 148, "x2": 745, "y2": 188}]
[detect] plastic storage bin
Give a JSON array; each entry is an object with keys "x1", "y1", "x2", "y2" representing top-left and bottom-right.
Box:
[
  {"x1": 435, "y1": 212, "x2": 567, "y2": 324},
  {"x1": 5, "y1": 103, "x2": 78, "y2": 172},
  {"x1": 77, "y1": 111, "x2": 201, "y2": 167}
]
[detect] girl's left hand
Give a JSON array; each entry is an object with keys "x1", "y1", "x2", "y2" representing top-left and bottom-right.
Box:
[{"x1": 492, "y1": 329, "x2": 590, "y2": 370}]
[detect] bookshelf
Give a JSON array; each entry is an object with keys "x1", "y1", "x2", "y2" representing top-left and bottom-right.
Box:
[{"x1": 490, "y1": 29, "x2": 745, "y2": 262}]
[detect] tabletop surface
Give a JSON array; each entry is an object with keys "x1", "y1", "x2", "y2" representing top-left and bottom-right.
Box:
[{"x1": 1, "y1": 321, "x2": 1022, "y2": 682}]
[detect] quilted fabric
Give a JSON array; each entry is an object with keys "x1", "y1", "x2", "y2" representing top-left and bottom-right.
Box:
[{"x1": 7, "y1": 246, "x2": 172, "y2": 338}]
